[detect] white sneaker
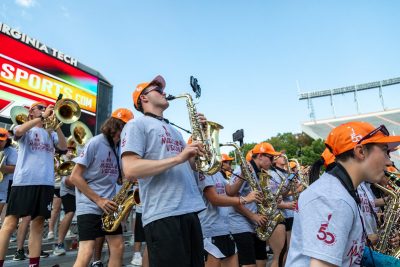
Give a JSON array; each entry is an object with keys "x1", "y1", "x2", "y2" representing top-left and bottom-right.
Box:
[
  {"x1": 53, "y1": 243, "x2": 66, "y2": 256},
  {"x1": 46, "y1": 231, "x2": 54, "y2": 240},
  {"x1": 66, "y1": 230, "x2": 76, "y2": 238},
  {"x1": 131, "y1": 252, "x2": 142, "y2": 266}
]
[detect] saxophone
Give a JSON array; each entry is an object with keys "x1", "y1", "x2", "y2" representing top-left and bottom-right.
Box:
[
  {"x1": 102, "y1": 180, "x2": 139, "y2": 232},
  {"x1": 167, "y1": 93, "x2": 223, "y2": 175},
  {"x1": 374, "y1": 181, "x2": 400, "y2": 257},
  {"x1": 0, "y1": 151, "x2": 5, "y2": 183},
  {"x1": 259, "y1": 167, "x2": 286, "y2": 240},
  {"x1": 221, "y1": 143, "x2": 284, "y2": 241},
  {"x1": 288, "y1": 158, "x2": 308, "y2": 202}
]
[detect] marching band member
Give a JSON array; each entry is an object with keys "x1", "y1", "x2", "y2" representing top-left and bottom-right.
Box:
[
  {"x1": 53, "y1": 145, "x2": 78, "y2": 256},
  {"x1": 286, "y1": 122, "x2": 400, "y2": 266},
  {"x1": 70, "y1": 108, "x2": 133, "y2": 267},
  {"x1": 198, "y1": 153, "x2": 261, "y2": 267},
  {"x1": 269, "y1": 154, "x2": 294, "y2": 267},
  {"x1": 0, "y1": 102, "x2": 67, "y2": 267},
  {"x1": 229, "y1": 142, "x2": 280, "y2": 267},
  {"x1": 0, "y1": 128, "x2": 17, "y2": 220},
  {"x1": 121, "y1": 75, "x2": 206, "y2": 267}
]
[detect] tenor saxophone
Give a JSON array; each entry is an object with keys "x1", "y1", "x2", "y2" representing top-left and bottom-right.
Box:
[
  {"x1": 167, "y1": 93, "x2": 223, "y2": 175},
  {"x1": 102, "y1": 180, "x2": 139, "y2": 232}
]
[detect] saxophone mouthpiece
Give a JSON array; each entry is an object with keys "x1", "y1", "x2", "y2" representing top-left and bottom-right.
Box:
[{"x1": 166, "y1": 95, "x2": 175, "y2": 101}]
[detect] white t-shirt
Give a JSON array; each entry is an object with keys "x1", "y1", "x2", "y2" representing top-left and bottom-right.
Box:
[
  {"x1": 13, "y1": 126, "x2": 58, "y2": 186},
  {"x1": 358, "y1": 182, "x2": 378, "y2": 235},
  {"x1": 74, "y1": 134, "x2": 119, "y2": 216},
  {"x1": 120, "y1": 116, "x2": 205, "y2": 226},
  {"x1": 286, "y1": 172, "x2": 366, "y2": 267}
]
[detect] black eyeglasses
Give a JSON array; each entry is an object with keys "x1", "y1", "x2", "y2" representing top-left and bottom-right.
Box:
[
  {"x1": 357, "y1": 125, "x2": 389, "y2": 144},
  {"x1": 34, "y1": 105, "x2": 46, "y2": 111},
  {"x1": 143, "y1": 86, "x2": 163, "y2": 95}
]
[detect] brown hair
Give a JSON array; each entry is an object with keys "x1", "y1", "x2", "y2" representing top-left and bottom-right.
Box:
[{"x1": 101, "y1": 117, "x2": 126, "y2": 138}]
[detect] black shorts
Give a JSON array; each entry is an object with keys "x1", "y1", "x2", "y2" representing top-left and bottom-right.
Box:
[
  {"x1": 77, "y1": 214, "x2": 122, "y2": 241},
  {"x1": 204, "y1": 234, "x2": 236, "y2": 260},
  {"x1": 134, "y1": 212, "x2": 145, "y2": 242},
  {"x1": 6, "y1": 185, "x2": 54, "y2": 219},
  {"x1": 61, "y1": 194, "x2": 76, "y2": 213},
  {"x1": 6, "y1": 180, "x2": 12, "y2": 203},
  {"x1": 144, "y1": 213, "x2": 204, "y2": 267},
  {"x1": 54, "y1": 188, "x2": 61, "y2": 198},
  {"x1": 232, "y1": 232, "x2": 267, "y2": 265},
  {"x1": 285, "y1": 217, "x2": 294, "y2": 231}
]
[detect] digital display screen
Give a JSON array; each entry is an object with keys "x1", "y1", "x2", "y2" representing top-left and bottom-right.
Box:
[{"x1": 0, "y1": 32, "x2": 98, "y2": 132}]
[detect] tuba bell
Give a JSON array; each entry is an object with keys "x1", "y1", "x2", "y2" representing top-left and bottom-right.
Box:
[
  {"x1": 10, "y1": 106, "x2": 29, "y2": 125},
  {"x1": 70, "y1": 121, "x2": 93, "y2": 147},
  {"x1": 43, "y1": 99, "x2": 81, "y2": 130},
  {"x1": 57, "y1": 161, "x2": 76, "y2": 176}
]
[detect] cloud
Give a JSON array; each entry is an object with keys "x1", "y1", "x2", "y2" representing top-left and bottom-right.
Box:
[
  {"x1": 15, "y1": 0, "x2": 36, "y2": 8},
  {"x1": 61, "y1": 6, "x2": 70, "y2": 19}
]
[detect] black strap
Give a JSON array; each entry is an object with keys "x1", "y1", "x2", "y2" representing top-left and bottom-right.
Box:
[
  {"x1": 105, "y1": 134, "x2": 122, "y2": 183},
  {"x1": 328, "y1": 163, "x2": 376, "y2": 266},
  {"x1": 144, "y1": 112, "x2": 191, "y2": 134}
]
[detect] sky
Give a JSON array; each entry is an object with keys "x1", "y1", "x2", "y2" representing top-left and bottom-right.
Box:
[{"x1": 3, "y1": 0, "x2": 400, "y2": 152}]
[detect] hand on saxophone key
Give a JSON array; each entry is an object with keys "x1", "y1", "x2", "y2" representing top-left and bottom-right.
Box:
[
  {"x1": 389, "y1": 234, "x2": 400, "y2": 248},
  {"x1": 251, "y1": 213, "x2": 267, "y2": 227},
  {"x1": 244, "y1": 191, "x2": 262, "y2": 204},
  {"x1": 176, "y1": 142, "x2": 204, "y2": 163},
  {"x1": 96, "y1": 198, "x2": 118, "y2": 214}
]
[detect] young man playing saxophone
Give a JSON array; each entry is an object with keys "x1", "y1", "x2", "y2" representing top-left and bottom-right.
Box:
[{"x1": 121, "y1": 75, "x2": 207, "y2": 267}]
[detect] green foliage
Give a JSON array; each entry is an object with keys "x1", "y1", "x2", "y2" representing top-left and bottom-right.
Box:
[{"x1": 227, "y1": 132, "x2": 324, "y2": 166}]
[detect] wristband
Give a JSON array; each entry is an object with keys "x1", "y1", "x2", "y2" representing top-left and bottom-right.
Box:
[{"x1": 240, "y1": 196, "x2": 247, "y2": 205}]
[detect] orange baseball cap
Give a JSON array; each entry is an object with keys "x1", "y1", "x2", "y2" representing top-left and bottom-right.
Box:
[
  {"x1": 387, "y1": 166, "x2": 398, "y2": 173},
  {"x1": 29, "y1": 102, "x2": 47, "y2": 110},
  {"x1": 245, "y1": 150, "x2": 253, "y2": 162},
  {"x1": 132, "y1": 75, "x2": 166, "y2": 111},
  {"x1": 325, "y1": 121, "x2": 400, "y2": 156},
  {"x1": 321, "y1": 148, "x2": 335, "y2": 167},
  {"x1": 111, "y1": 108, "x2": 134, "y2": 123},
  {"x1": 222, "y1": 153, "x2": 234, "y2": 161},
  {"x1": 0, "y1": 128, "x2": 9, "y2": 141},
  {"x1": 289, "y1": 161, "x2": 297, "y2": 169},
  {"x1": 252, "y1": 142, "x2": 281, "y2": 156}
]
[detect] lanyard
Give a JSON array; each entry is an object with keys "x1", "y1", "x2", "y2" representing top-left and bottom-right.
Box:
[{"x1": 105, "y1": 134, "x2": 122, "y2": 182}]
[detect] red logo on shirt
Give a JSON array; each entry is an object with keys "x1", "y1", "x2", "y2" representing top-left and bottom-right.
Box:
[
  {"x1": 316, "y1": 214, "x2": 336, "y2": 245},
  {"x1": 346, "y1": 239, "x2": 364, "y2": 266}
]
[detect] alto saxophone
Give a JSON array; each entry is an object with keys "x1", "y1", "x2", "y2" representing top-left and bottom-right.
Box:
[
  {"x1": 167, "y1": 93, "x2": 223, "y2": 175},
  {"x1": 374, "y1": 181, "x2": 400, "y2": 257},
  {"x1": 102, "y1": 180, "x2": 140, "y2": 232},
  {"x1": 259, "y1": 167, "x2": 286, "y2": 241},
  {"x1": 222, "y1": 143, "x2": 284, "y2": 241}
]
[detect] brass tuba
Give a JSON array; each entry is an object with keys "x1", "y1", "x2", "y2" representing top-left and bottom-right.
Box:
[
  {"x1": 102, "y1": 180, "x2": 139, "y2": 232},
  {"x1": 10, "y1": 106, "x2": 29, "y2": 125},
  {"x1": 167, "y1": 93, "x2": 223, "y2": 175},
  {"x1": 70, "y1": 121, "x2": 93, "y2": 147},
  {"x1": 57, "y1": 161, "x2": 76, "y2": 176},
  {"x1": 43, "y1": 99, "x2": 81, "y2": 130}
]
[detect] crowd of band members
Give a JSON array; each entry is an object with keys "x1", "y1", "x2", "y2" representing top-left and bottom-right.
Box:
[{"x1": 0, "y1": 73, "x2": 399, "y2": 267}]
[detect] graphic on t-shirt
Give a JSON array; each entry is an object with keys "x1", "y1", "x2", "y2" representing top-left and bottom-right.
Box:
[
  {"x1": 100, "y1": 151, "x2": 118, "y2": 175},
  {"x1": 121, "y1": 132, "x2": 127, "y2": 148},
  {"x1": 316, "y1": 214, "x2": 336, "y2": 245},
  {"x1": 28, "y1": 132, "x2": 53, "y2": 153},
  {"x1": 346, "y1": 238, "x2": 364, "y2": 266},
  {"x1": 215, "y1": 181, "x2": 225, "y2": 194},
  {"x1": 199, "y1": 173, "x2": 205, "y2": 181},
  {"x1": 159, "y1": 125, "x2": 184, "y2": 153}
]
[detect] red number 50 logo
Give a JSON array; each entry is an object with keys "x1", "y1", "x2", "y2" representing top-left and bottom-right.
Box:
[{"x1": 316, "y1": 214, "x2": 336, "y2": 245}]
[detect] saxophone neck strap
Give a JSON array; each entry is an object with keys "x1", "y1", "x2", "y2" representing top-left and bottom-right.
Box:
[
  {"x1": 105, "y1": 134, "x2": 122, "y2": 184},
  {"x1": 144, "y1": 112, "x2": 191, "y2": 134}
]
